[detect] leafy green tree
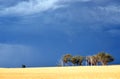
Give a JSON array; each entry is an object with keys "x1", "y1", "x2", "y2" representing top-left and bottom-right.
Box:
[
  {"x1": 22, "y1": 64, "x2": 26, "y2": 68},
  {"x1": 62, "y1": 54, "x2": 72, "y2": 66},
  {"x1": 96, "y1": 52, "x2": 114, "y2": 65},
  {"x1": 71, "y1": 56, "x2": 84, "y2": 66},
  {"x1": 92, "y1": 55, "x2": 99, "y2": 65},
  {"x1": 86, "y1": 55, "x2": 98, "y2": 66}
]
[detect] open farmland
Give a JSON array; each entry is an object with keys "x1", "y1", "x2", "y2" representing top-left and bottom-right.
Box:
[{"x1": 0, "y1": 65, "x2": 120, "y2": 79}]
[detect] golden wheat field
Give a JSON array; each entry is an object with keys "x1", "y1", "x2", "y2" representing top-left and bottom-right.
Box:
[{"x1": 0, "y1": 65, "x2": 120, "y2": 79}]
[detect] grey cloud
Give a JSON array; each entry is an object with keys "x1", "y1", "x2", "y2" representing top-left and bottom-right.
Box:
[
  {"x1": 0, "y1": 43, "x2": 42, "y2": 67},
  {"x1": 0, "y1": 0, "x2": 120, "y2": 36}
]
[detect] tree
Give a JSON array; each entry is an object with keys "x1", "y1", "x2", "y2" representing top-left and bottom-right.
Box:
[
  {"x1": 96, "y1": 52, "x2": 114, "y2": 65},
  {"x1": 22, "y1": 64, "x2": 26, "y2": 68},
  {"x1": 62, "y1": 54, "x2": 72, "y2": 66},
  {"x1": 71, "y1": 56, "x2": 84, "y2": 66},
  {"x1": 86, "y1": 55, "x2": 98, "y2": 66}
]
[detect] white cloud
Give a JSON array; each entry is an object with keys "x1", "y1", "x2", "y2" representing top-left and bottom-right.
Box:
[
  {"x1": 0, "y1": 0, "x2": 92, "y2": 16},
  {"x1": 0, "y1": 0, "x2": 60, "y2": 15},
  {"x1": 61, "y1": 0, "x2": 90, "y2": 2}
]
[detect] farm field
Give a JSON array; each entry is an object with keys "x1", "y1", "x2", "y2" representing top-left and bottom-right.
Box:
[{"x1": 0, "y1": 65, "x2": 120, "y2": 79}]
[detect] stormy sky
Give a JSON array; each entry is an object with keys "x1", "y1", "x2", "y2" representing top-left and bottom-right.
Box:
[{"x1": 0, "y1": 0, "x2": 120, "y2": 67}]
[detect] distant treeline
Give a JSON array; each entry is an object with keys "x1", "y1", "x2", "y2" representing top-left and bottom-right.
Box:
[{"x1": 58, "y1": 52, "x2": 114, "y2": 66}]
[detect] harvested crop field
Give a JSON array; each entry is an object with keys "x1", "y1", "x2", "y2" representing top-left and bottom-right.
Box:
[{"x1": 0, "y1": 65, "x2": 120, "y2": 79}]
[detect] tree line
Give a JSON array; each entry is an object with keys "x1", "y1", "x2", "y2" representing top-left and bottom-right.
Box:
[{"x1": 60, "y1": 52, "x2": 114, "y2": 66}]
